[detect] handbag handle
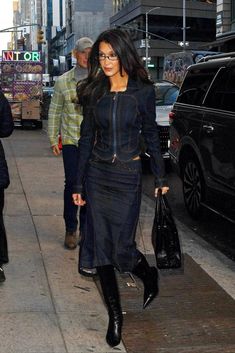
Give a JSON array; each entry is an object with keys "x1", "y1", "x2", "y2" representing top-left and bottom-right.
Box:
[
  {"x1": 155, "y1": 189, "x2": 164, "y2": 223},
  {"x1": 155, "y1": 189, "x2": 171, "y2": 221}
]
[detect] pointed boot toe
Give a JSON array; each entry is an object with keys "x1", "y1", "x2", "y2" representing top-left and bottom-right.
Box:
[
  {"x1": 143, "y1": 267, "x2": 159, "y2": 309},
  {"x1": 132, "y1": 254, "x2": 159, "y2": 309}
]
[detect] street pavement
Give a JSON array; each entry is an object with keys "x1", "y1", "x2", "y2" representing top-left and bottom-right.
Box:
[{"x1": 0, "y1": 123, "x2": 235, "y2": 353}]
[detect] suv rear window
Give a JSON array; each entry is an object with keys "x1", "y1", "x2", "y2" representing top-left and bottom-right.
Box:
[
  {"x1": 177, "y1": 67, "x2": 218, "y2": 105},
  {"x1": 204, "y1": 66, "x2": 235, "y2": 112}
]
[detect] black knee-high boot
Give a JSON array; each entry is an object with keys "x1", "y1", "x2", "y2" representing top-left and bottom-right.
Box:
[
  {"x1": 96, "y1": 265, "x2": 123, "y2": 347},
  {"x1": 132, "y1": 253, "x2": 159, "y2": 309},
  {"x1": 0, "y1": 189, "x2": 8, "y2": 265}
]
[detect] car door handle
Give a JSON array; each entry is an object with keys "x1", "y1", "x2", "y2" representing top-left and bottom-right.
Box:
[{"x1": 203, "y1": 124, "x2": 214, "y2": 134}]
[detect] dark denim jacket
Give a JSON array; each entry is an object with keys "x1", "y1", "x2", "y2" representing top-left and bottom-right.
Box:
[
  {"x1": 0, "y1": 91, "x2": 14, "y2": 189},
  {"x1": 74, "y1": 78, "x2": 167, "y2": 193},
  {"x1": 0, "y1": 91, "x2": 14, "y2": 138}
]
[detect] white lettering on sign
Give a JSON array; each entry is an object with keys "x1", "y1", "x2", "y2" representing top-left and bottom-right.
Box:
[{"x1": 2, "y1": 51, "x2": 41, "y2": 62}]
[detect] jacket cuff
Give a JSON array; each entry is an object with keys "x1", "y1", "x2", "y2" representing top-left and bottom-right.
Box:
[
  {"x1": 49, "y1": 138, "x2": 58, "y2": 147},
  {"x1": 154, "y1": 177, "x2": 168, "y2": 188},
  {"x1": 72, "y1": 184, "x2": 83, "y2": 194}
]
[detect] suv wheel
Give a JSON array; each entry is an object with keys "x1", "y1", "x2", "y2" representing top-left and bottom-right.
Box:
[{"x1": 182, "y1": 158, "x2": 204, "y2": 218}]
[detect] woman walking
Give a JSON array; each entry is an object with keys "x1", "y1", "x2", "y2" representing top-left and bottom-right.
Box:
[{"x1": 72, "y1": 29, "x2": 169, "y2": 347}]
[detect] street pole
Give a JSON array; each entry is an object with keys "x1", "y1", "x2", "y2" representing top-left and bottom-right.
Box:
[
  {"x1": 182, "y1": 0, "x2": 186, "y2": 50},
  {"x1": 145, "y1": 11, "x2": 149, "y2": 71},
  {"x1": 145, "y1": 7, "x2": 160, "y2": 71}
]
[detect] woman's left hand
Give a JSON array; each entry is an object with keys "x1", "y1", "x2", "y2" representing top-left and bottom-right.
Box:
[
  {"x1": 72, "y1": 193, "x2": 86, "y2": 206},
  {"x1": 154, "y1": 186, "x2": 169, "y2": 197}
]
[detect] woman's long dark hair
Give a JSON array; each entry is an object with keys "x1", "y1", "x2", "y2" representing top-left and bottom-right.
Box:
[{"x1": 77, "y1": 28, "x2": 152, "y2": 102}]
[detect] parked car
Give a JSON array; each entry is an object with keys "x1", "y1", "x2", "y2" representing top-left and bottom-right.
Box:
[
  {"x1": 141, "y1": 79, "x2": 179, "y2": 165},
  {"x1": 154, "y1": 80, "x2": 179, "y2": 159},
  {"x1": 41, "y1": 86, "x2": 54, "y2": 120},
  {"x1": 169, "y1": 52, "x2": 235, "y2": 222}
]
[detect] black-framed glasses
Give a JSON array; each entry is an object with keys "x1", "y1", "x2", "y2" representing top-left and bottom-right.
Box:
[{"x1": 98, "y1": 53, "x2": 118, "y2": 61}]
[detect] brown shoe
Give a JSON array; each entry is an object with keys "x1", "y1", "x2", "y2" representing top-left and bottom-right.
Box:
[{"x1": 64, "y1": 231, "x2": 77, "y2": 250}]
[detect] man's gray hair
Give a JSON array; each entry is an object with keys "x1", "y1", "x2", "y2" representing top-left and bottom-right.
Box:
[{"x1": 75, "y1": 37, "x2": 93, "y2": 52}]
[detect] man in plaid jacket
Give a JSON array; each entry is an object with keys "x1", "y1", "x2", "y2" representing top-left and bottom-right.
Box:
[{"x1": 48, "y1": 37, "x2": 93, "y2": 250}]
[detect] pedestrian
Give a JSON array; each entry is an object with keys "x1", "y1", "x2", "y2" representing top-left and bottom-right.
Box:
[
  {"x1": 48, "y1": 37, "x2": 93, "y2": 250},
  {"x1": 72, "y1": 29, "x2": 169, "y2": 347},
  {"x1": 0, "y1": 89, "x2": 14, "y2": 282}
]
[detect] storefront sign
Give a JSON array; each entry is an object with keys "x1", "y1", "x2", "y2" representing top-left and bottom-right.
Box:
[
  {"x1": 216, "y1": 12, "x2": 223, "y2": 27},
  {"x1": 2, "y1": 51, "x2": 41, "y2": 62}
]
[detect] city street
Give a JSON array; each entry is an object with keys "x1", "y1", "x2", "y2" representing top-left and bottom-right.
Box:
[
  {"x1": 1, "y1": 1, "x2": 235, "y2": 350},
  {"x1": 0, "y1": 124, "x2": 234, "y2": 353}
]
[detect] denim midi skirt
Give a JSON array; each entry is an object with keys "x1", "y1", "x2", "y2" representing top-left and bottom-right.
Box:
[{"x1": 79, "y1": 159, "x2": 142, "y2": 273}]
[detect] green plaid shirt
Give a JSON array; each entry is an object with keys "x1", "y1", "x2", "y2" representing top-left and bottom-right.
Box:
[{"x1": 47, "y1": 67, "x2": 86, "y2": 146}]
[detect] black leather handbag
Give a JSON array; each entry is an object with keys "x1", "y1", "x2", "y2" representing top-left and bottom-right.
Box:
[{"x1": 152, "y1": 191, "x2": 182, "y2": 269}]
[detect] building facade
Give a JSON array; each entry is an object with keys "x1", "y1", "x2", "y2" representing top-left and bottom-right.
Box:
[
  {"x1": 208, "y1": 0, "x2": 235, "y2": 51},
  {"x1": 43, "y1": 0, "x2": 114, "y2": 75},
  {"x1": 12, "y1": 0, "x2": 42, "y2": 51},
  {"x1": 111, "y1": 0, "x2": 216, "y2": 79},
  {"x1": 12, "y1": 0, "x2": 114, "y2": 77},
  {"x1": 64, "y1": 0, "x2": 113, "y2": 69}
]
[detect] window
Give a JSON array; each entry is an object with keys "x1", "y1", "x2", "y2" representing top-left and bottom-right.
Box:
[
  {"x1": 145, "y1": 15, "x2": 215, "y2": 43},
  {"x1": 125, "y1": 14, "x2": 215, "y2": 42},
  {"x1": 224, "y1": 67, "x2": 235, "y2": 112},
  {"x1": 155, "y1": 84, "x2": 179, "y2": 106},
  {"x1": 204, "y1": 66, "x2": 235, "y2": 112},
  {"x1": 113, "y1": 0, "x2": 132, "y2": 12},
  {"x1": 177, "y1": 67, "x2": 218, "y2": 105},
  {"x1": 68, "y1": 0, "x2": 73, "y2": 34}
]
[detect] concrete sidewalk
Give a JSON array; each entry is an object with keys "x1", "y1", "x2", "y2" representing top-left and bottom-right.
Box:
[{"x1": 0, "y1": 125, "x2": 235, "y2": 353}]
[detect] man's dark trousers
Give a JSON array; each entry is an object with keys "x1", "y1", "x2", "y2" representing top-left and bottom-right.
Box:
[{"x1": 62, "y1": 145, "x2": 85, "y2": 233}]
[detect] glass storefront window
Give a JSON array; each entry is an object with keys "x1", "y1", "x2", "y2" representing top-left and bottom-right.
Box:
[
  {"x1": 126, "y1": 14, "x2": 215, "y2": 42},
  {"x1": 113, "y1": 0, "x2": 133, "y2": 12}
]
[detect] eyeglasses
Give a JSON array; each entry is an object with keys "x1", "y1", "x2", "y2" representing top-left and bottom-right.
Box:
[{"x1": 98, "y1": 53, "x2": 118, "y2": 61}]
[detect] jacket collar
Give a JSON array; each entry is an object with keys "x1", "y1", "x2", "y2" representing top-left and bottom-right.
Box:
[{"x1": 126, "y1": 77, "x2": 145, "y2": 91}]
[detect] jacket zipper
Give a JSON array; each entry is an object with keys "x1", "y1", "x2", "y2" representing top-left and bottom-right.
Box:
[{"x1": 112, "y1": 92, "x2": 118, "y2": 162}]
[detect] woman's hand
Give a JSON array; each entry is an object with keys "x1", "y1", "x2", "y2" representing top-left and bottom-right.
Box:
[
  {"x1": 72, "y1": 193, "x2": 86, "y2": 206},
  {"x1": 154, "y1": 186, "x2": 169, "y2": 197}
]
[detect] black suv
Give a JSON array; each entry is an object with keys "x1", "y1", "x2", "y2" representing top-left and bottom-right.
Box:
[{"x1": 169, "y1": 52, "x2": 235, "y2": 223}]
